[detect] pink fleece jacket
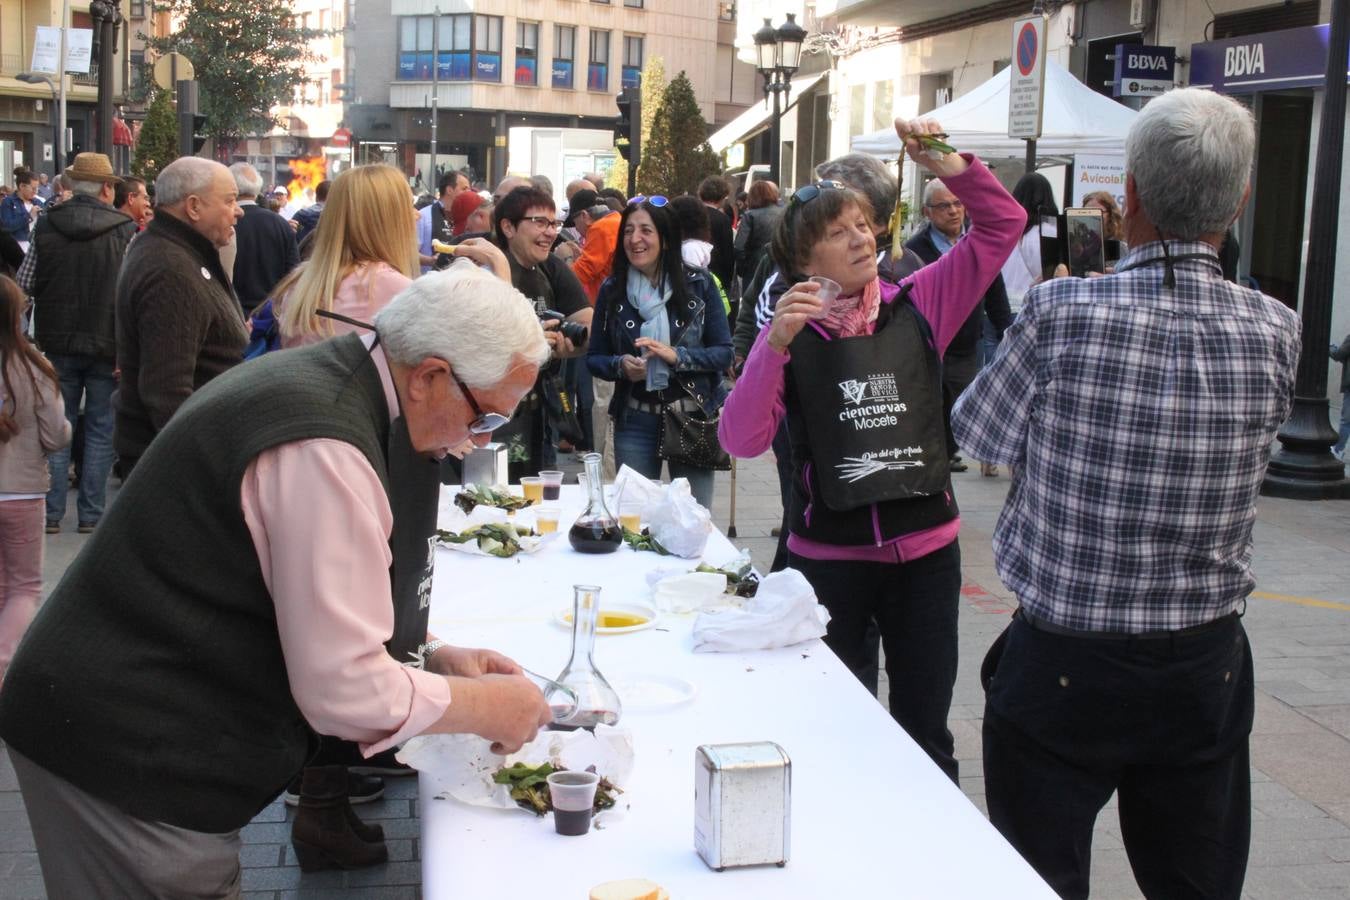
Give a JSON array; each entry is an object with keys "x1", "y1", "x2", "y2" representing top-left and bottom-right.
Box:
[{"x1": 718, "y1": 155, "x2": 1024, "y2": 563}]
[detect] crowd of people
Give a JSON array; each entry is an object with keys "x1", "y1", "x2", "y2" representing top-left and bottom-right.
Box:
[{"x1": 0, "y1": 85, "x2": 1306, "y2": 900}]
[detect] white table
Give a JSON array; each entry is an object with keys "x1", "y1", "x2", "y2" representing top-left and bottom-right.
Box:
[{"x1": 421, "y1": 486, "x2": 1054, "y2": 899}]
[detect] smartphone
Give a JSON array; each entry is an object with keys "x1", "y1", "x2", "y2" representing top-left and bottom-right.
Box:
[
  {"x1": 1037, "y1": 214, "x2": 1061, "y2": 281},
  {"x1": 1065, "y1": 208, "x2": 1106, "y2": 278}
]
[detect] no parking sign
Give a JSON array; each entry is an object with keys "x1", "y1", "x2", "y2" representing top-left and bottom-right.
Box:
[{"x1": 1009, "y1": 15, "x2": 1047, "y2": 139}]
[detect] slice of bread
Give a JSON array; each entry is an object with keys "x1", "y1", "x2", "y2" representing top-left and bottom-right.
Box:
[{"x1": 588, "y1": 878, "x2": 667, "y2": 900}]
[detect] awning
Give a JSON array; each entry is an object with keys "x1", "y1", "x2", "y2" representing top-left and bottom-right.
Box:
[
  {"x1": 709, "y1": 72, "x2": 826, "y2": 154},
  {"x1": 113, "y1": 117, "x2": 133, "y2": 147}
]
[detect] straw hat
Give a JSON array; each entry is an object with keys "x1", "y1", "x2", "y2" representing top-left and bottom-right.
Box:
[{"x1": 63, "y1": 153, "x2": 121, "y2": 185}]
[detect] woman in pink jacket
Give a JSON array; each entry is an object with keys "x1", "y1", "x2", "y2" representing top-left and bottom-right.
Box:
[
  {"x1": 0, "y1": 275, "x2": 71, "y2": 686},
  {"x1": 718, "y1": 119, "x2": 1024, "y2": 782}
]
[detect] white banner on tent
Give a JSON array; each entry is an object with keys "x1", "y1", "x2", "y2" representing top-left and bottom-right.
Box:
[{"x1": 1071, "y1": 154, "x2": 1126, "y2": 209}]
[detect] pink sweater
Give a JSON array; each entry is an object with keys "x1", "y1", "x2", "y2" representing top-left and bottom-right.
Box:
[
  {"x1": 718, "y1": 156, "x2": 1024, "y2": 563},
  {"x1": 281, "y1": 262, "x2": 412, "y2": 349}
]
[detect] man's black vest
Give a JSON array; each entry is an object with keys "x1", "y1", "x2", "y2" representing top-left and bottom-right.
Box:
[
  {"x1": 0, "y1": 335, "x2": 440, "y2": 832},
  {"x1": 32, "y1": 195, "x2": 136, "y2": 362},
  {"x1": 784, "y1": 296, "x2": 958, "y2": 546}
]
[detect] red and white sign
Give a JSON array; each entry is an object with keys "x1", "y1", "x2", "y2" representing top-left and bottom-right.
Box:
[
  {"x1": 1008, "y1": 15, "x2": 1048, "y2": 140},
  {"x1": 330, "y1": 127, "x2": 352, "y2": 148}
]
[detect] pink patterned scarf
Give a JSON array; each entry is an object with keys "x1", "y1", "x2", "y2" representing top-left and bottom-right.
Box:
[{"x1": 821, "y1": 278, "x2": 882, "y2": 339}]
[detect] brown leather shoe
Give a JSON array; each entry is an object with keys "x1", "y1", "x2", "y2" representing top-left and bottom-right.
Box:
[{"x1": 290, "y1": 765, "x2": 388, "y2": 871}]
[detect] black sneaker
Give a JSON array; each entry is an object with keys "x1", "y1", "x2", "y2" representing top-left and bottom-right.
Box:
[
  {"x1": 949, "y1": 457, "x2": 969, "y2": 473},
  {"x1": 283, "y1": 770, "x2": 385, "y2": 807},
  {"x1": 348, "y1": 746, "x2": 414, "y2": 777}
]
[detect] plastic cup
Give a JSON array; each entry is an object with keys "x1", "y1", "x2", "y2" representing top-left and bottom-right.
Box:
[
  {"x1": 536, "y1": 506, "x2": 561, "y2": 534},
  {"x1": 618, "y1": 495, "x2": 643, "y2": 534},
  {"x1": 547, "y1": 770, "x2": 599, "y2": 836},
  {"x1": 520, "y1": 477, "x2": 543, "y2": 504},
  {"x1": 539, "y1": 470, "x2": 564, "y2": 501},
  {"x1": 808, "y1": 276, "x2": 842, "y2": 319}
]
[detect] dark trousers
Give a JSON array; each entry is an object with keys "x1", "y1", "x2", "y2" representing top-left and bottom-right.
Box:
[
  {"x1": 981, "y1": 613, "x2": 1254, "y2": 900},
  {"x1": 790, "y1": 541, "x2": 961, "y2": 783},
  {"x1": 941, "y1": 351, "x2": 979, "y2": 459},
  {"x1": 769, "y1": 419, "x2": 793, "y2": 572}
]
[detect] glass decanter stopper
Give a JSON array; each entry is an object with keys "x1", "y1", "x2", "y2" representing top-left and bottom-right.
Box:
[
  {"x1": 547, "y1": 584, "x2": 622, "y2": 729},
  {"x1": 568, "y1": 452, "x2": 621, "y2": 554}
]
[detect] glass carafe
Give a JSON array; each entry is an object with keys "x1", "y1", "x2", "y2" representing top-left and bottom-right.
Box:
[
  {"x1": 568, "y1": 452, "x2": 621, "y2": 554},
  {"x1": 547, "y1": 584, "x2": 622, "y2": 729}
]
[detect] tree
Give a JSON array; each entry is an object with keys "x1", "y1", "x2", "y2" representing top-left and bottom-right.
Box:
[
  {"x1": 637, "y1": 72, "x2": 721, "y2": 197},
  {"x1": 133, "y1": 88, "x2": 179, "y2": 181},
  {"x1": 146, "y1": 0, "x2": 324, "y2": 156},
  {"x1": 610, "y1": 56, "x2": 666, "y2": 195}
]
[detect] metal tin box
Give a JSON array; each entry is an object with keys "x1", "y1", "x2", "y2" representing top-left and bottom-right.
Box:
[
  {"x1": 461, "y1": 442, "x2": 508, "y2": 488},
  {"x1": 694, "y1": 741, "x2": 791, "y2": 871}
]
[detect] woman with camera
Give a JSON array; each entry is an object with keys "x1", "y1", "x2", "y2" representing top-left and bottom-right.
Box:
[
  {"x1": 587, "y1": 197, "x2": 733, "y2": 509},
  {"x1": 718, "y1": 119, "x2": 1023, "y2": 782},
  {"x1": 491, "y1": 186, "x2": 592, "y2": 476}
]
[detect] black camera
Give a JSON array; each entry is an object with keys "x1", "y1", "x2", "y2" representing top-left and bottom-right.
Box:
[{"x1": 539, "y1": 309, "x2": 588, "y2": 345}]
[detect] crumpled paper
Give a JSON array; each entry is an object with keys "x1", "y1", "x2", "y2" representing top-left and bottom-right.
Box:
[
  {"x1": 646, "y1": 479, "x2": 712, "y2": 559},
  {"x1": 434, "y1": 505, "x2": 554, "y2": 556},
  {"x1": 396, "y1": 726, "x2": 635, "y2": 818},
  {"x1": 691, "y1": 568, "x2": 830, "y2": 652}
]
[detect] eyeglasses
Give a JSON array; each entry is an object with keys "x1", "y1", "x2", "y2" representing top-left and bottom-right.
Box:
[
  {"x1": 519, "y1": 215, "x2": 564, "y2": 230},
  {"x1": 628, "y1": 195, "x2": 669, "y2": 208},
  {"x1": 925, "y1": 200, "x2": 964, "y2": 213},
  {"x1": 790, "y1": 181, "x2": 846, "y2": 207},
  {"x1": 450, "y1": 366, "x2": 512, "y2": 434}
]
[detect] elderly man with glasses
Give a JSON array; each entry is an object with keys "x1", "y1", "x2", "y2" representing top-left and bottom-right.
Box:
[
  {"x1": 0, "y1": 264, "x2": 556, "y2": 895},
  {"x1": 906, "y1": 178, "x2": 1012, "y2": 473}
]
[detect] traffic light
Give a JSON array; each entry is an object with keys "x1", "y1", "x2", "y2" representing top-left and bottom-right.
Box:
[
  {"x1": 191, "y1": 113, "x2": 207, "y2": 155},
  {"x1": 615, "y1": 87, "x2": 640, "y2": 166}
]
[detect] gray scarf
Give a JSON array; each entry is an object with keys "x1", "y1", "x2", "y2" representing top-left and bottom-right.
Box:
[{"x1": 628, "y1": 268, "x2": 671, "y2": 392}]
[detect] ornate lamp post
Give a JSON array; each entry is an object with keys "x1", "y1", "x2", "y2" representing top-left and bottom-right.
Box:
[{"x1": 752, "y1": 13, "x2": 807, "y2": 185}]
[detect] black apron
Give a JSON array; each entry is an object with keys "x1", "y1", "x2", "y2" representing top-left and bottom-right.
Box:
[
  {"x1": 384, "y1": 415, "x2": 442, "y2": 667},
  {"x1": 787, "y1": 294, "x2": 950, "y2": 512}
]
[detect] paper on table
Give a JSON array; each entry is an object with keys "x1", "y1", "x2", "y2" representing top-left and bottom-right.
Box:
[
  {"x1": 397, "y1": 726, "x2": 635, "y2": 816},
  {"x1": 646, "y1": 479, "x2": 712, "y2": 559},
  {"x1": 691, "y1": 569, "x2": 830, "y2": 652},
  {"x1": 436, "y1": 505, "x2": 554, "y2": 556}
]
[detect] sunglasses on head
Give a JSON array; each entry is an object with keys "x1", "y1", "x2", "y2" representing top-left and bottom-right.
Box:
[
  {"x1": 789, "y1": 180, "x2": 847, "y2": 208},
  {"x1": 449, "y1": 366, "x2": 512, "y2": 434},
  {"x1": 627, "y1": 195, "x2": 669, "y2": 208}
]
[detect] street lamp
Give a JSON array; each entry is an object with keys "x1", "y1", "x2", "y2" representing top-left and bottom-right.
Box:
[
  {"x1": 17, "y1": 73, "x2": 61, "y2": 175},
  {"x1": 753, "y1": 13, "x2": 807, "y2": 185},
  {"x1": 89, "y1": 0, "x2": 124, "y2": 158}
]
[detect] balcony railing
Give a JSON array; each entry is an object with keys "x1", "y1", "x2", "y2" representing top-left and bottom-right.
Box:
[{"x1": 0, "y1": 53, "x2": 24, "y2": 76}]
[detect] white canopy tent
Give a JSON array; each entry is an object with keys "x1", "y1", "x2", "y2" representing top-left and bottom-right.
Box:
[{"x1": 850, "y1": 60, "x2": 1138, "y2": 160}]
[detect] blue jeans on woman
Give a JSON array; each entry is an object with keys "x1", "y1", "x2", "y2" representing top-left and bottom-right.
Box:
[
  {"x1": 612, "y1": 407, "x2": 715, "y2": 509},
  {"x1": 45, "y1": 354, "x2": 116, "y2": 528},
  {"x1": 1335, "y1": 392, "x2": 1350, "y2": 458}
]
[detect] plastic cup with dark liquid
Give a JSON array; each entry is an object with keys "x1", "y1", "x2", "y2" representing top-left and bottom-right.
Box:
[
  {"x1": 547, "y1": 770, "x2": 600, "y2": 836},
  {"x1": 539, "y1": 470, "x2": 564, "y2": 501},
  {"x1": 808, "y1": 276, "x2": 842, "y2": 319}
]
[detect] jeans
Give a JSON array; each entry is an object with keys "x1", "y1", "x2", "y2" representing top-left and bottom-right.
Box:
[
  {"x1": 45, "y1": 354, "x2": 116, "y2": 526},
  {"x1": 981, "y1": 614, "x2": 1253, "y2": 900},
  {"x1": 789, "y1": 542, "x2": 962, "y2": 783},
  {"x1": 612, "y1": 407, "x2": 715, "y2": 509}
]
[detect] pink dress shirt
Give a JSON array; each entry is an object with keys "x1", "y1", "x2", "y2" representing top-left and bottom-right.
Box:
[
  {"x1": 239, "y1": 336, "x2": 451, "y2": 756},
  {"x1": 718, "y1": 156, "x2": 1025, "y2": 564}
]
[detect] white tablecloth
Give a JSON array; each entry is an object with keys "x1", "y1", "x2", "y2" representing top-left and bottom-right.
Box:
[{"x1": 421, "y1": 486, "x2": 1054, "y2": 898}]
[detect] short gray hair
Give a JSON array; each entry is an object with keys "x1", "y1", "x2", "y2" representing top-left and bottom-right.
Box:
[
  {"x1": 155, "y1": 157, "x2": 228, "y2": 207},
  {"x1": 1125, "y1": 87, "x2": 1255, "y2": 240},
  {"x1": 816, "y1": 153, "x2": 896, "y2": 230},
  {"x1": 229, "y1": 162, "x2": 263, "y2": 198},
  {"x1": 922, "y1": 179, "x2": 950, "y2": 206},
  {"x1": 67, "y1": 177, "x2": 104, "y2": 198},
  {"x1": 373, "y1": 260, "x2": 549, "y2": 388},
  {"x1": 529, "y1": 174, "x2": 553, "y2": 197}
]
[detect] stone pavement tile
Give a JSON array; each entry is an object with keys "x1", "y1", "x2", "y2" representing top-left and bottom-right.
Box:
[
  {"x1": 241, "y1": 843, "x2": 284, "y2": 868},
  {"x1": 241, "y1": 822, "x2": 293, "y2": 844},
  {"x1": 1294, "y1": 862, "x2": 1350, "y2": 891},
  {"x1": 0, "y1": 852, "x2": 39, "y2": 878},
  {"x1": 355, "y1": 799, "x2": 410, "y2": 819},
  {"x1": 1302, "y1": 707, "x2": 1350, "y2": 741},
  {"x1": 279, "y1": 888, "x2": 418, "y2": 900},
  {"x1": 381, "y1": 777, "x2": 420, "y2": 800},
  {"x1": 0, "y1": 813, "x2": 35, "y2": 854},
  {"x1": 283, "y1": 839, "x2": 413, "y2": 868},
  {"x1": 252, "y1": 800, "x2": 288, "y2": 823},
  {"x1": 0, "y1": 876, "x2": 46, "y2": 900},
  {"x1": 342, "y1": 861, "x2": 421, "y2": 887},
  {"x1": 242, "y1": 865, "x2": 343, "y2": 892},
  {"x1": 1243, "y1": 865, "x2": 1322, "y2": 899},
  {"x1": 0, "y1": 751, "x2": 17, "y2": 792},
  {"x1": 0, "y1": 794, "x2": 24, "y2": 812},
  {"x1": 240, "y1": 893, "x2": 276, "y2": 900}
]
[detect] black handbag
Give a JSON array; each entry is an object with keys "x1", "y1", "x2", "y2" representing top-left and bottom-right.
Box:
[{"x1": 658, "y1": 378, "x2": 731, "y2": 471}]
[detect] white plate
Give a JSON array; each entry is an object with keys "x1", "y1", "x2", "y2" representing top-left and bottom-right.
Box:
[
  {"x1": 553, "y1": 601, "x2": 657, "y2": 635},
  {"x1": 609, "y1": 672, "x2": 699, "y2": 712}
]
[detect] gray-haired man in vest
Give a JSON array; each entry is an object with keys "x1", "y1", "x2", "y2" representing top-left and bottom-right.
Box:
[{"x1": 0, "y1": 262, "x2": 554, "y2": 896}]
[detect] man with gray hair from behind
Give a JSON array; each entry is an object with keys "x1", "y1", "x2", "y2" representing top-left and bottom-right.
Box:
[
  {"x1": 953, "y1": 87, "x2": 1301, "y2": 899},
  {"x1": 0, "y1": 260, "x2": 554, "y2": 893},
  {"x1": 229, "y1": 161, "x2": 298, "y2": 315}
]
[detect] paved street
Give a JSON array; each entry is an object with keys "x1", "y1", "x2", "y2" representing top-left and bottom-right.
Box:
[{"x1": 3, "y1": 449, "x2": 1350, "y2": 898}]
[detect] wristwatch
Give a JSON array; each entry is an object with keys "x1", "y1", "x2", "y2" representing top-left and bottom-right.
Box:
[{"x1": 423, "y1": 639, "x2": 449, "y2": 666}]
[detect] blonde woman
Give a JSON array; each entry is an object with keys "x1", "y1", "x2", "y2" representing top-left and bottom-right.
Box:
[{"x1": 276, "y1": 164, "x2": 506, "y2": 346}]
